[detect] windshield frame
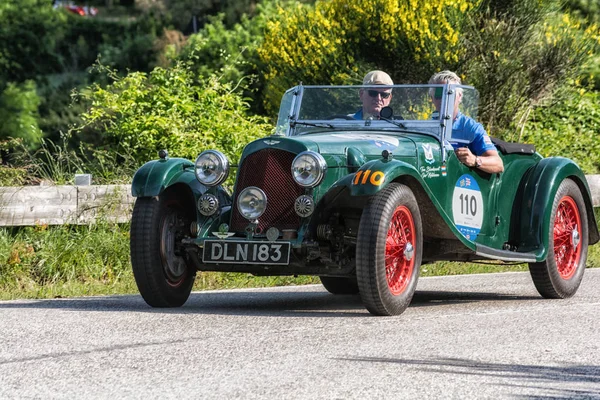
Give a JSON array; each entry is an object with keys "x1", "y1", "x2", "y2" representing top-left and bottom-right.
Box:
[{"x1": 275, "y1": 83, "x2": 477, "y2": 162}]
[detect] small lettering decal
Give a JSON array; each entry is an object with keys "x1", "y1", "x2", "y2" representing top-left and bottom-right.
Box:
[{"x1": 419, "y1": 165, "x2": 441, "y2": 179}]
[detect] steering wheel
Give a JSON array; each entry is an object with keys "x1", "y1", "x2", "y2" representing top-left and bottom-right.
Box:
[{"x1": 326, "y1": 114, "x2": 356, "y2": 120}]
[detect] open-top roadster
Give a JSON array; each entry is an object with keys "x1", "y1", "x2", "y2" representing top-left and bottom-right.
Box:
[{"x1": 130, "y1": 83, "x2": 599, "y2": 316}]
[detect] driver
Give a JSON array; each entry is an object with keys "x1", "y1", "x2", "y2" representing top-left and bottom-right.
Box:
[
  {"x1": 429, "y1": 70, "x2": 504, "y2": 174},
  {"x1": 352, "y1": 70, "x2": 393, "y2": 120}
]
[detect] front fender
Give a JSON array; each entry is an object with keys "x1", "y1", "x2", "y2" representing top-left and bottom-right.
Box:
[
  {"x1": 132, "y1": 158, "x2": 203, "y2": 197},
  {"x1": 326, "y1": 158, "x2": 477, "y2": 252},
  {"x1": 347, "y1": 159, "x2": 423, "y2": 196},
  {"x1": 518, "y1": 157, "x2": 599, "y2": 260}
]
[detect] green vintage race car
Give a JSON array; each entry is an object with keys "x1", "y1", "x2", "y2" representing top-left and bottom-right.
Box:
[{"x1": 130, "y1": 83, "x2": 599, "y2": 316}]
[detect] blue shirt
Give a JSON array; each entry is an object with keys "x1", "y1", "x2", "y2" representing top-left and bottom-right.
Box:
[
  {"x1": 450, "y1": 112, "x2": 497, "y2": 156},
  {"x1": 352, "y1": 109, "x2": 364, "y2": 120}
]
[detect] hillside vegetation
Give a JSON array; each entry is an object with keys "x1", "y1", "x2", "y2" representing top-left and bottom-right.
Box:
[{"x1": 1, "y1": 0, "x2": 599, "y2": 298}]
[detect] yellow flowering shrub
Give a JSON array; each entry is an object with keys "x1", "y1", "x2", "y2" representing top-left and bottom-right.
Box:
[{"x1": 258, "y1": 0, "x2": 478, "y2": 113}]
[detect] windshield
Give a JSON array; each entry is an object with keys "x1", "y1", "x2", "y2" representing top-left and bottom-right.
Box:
[{"x1": 275, "y1": 84, "x2": 480, "y2": 141}]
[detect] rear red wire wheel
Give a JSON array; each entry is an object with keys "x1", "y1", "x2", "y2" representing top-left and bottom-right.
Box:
[
  {"x1": 528, "y1": 178, "x2": 588, "y2": 299},
  {"x1": 385, "y1": 206, "x2": 416, "y2": 295},
  {"x1": 553, "y1": 196, "x2": 582, "y2": 280}
]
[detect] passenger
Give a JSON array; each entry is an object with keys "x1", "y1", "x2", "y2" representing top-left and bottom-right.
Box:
[
  {"x1": 429, "y1": 70, "x2": 504, "y2": 173},
  {"x1": 353, "y1": 70, "x2": 394, "y2": 120}
]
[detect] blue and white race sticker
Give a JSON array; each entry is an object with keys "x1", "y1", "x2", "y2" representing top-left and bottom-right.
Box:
[{"x1": 452, "y1": 174, "x2": 484, "y2": 240}]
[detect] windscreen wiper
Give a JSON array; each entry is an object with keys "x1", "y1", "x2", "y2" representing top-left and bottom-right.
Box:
[
  {"x1": 290, "y1": 120, "x2": 335, "y2": 129},
  {"x1": 378, "y1": 106, "x2": 407, "y2": 129}
]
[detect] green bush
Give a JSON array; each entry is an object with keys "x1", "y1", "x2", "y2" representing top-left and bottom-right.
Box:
[
  {"x1": 178, "y1": 13, "x2": 262, "y2": 93},
  {"x1": 256, "y1": 0, "x2": 598, "y2": 128},
  {"x1": 461, "y1": 1, "x2": 599, "y2": 137},
  {"x1": 74, "y1": 61, "x2": 272, "y2": 165},
  {"x1": 0, "y1": 81, "x2": 43, "y2": 150},
  {"x1": 520, "y1": 85, "x2": 600, "y2": 174},
  {"x1": 258, "y1": 0, "x2": 474, "y2": 113},
  {"x1": 0, "y1": 0, "x2": 68, "y2": 84},
  {"x1": 176, "y1": 0, "x2": 299, "y2": 115},
  {"x1": 0, "y1": 166, "x2": 28, "y2": 186}
]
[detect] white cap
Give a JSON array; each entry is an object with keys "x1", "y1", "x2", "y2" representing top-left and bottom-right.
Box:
[{"x1": 363, "y1": 70, "x2": 394, "y2": 85}]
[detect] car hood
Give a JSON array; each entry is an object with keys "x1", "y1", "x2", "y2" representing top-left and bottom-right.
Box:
[{"x1": 291, "y1": 132, "x2": 419, "y2": 158}]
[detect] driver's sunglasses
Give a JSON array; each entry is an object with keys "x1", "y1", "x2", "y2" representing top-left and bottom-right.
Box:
[
  {"x1": 434, "y1": 87, "x2": 443, "y2": 99},
  {"x1": 367, "y1": 90, "x2": 391, "y2": 99}
]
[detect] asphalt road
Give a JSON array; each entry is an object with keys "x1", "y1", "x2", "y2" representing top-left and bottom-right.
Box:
[{"x1": 1, "y1": 269, "x2": 599, "y2": 400}]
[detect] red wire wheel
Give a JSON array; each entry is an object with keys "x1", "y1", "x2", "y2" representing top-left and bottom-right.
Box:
[
  {"x1": 385, "y1": 205, "x2": 416, "y2": 295},
  {"x1": 553, "y1": 196, "x2": 582, "y2": 280},
  {"x1": 528, "y1": 178, "x2": 588, "y2": 299},
  {"x1": 357, "y1": 183, "x2": 422, "y2": 316}
]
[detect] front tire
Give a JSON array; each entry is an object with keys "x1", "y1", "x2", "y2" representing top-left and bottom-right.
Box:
[
  {"x1": 356, "y1": 183, "x2": 422, "y2": 316},
  {"x1": 528, "y1": 179, "x2": 588, "y2": 299},
  {"x1": 130, "y1": 195, "x2": 196, "y2": 307}
]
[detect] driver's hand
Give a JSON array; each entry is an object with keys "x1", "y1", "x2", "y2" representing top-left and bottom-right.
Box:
[{"x1": 455, "y1": 147, "x2": 476, "y2": 167}]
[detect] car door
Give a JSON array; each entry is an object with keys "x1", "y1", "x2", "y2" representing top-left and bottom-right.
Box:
[{"x1": 442, "y1": 147, "x2": 501, "y2": 244}]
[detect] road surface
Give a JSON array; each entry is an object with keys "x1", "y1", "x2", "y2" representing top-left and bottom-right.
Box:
[{"x1": 1, "y1": 269, "x2": 599, "y2": 399}]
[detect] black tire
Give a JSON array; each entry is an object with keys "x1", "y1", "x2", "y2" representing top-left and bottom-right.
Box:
[
  {"x1": 356, "y1": 183, "x2": 422, "y2": 316},
  {"x1": 319, "y1": 276, "x2": 359, "y2": 295},
  {"x1": 130, "y1": 195, "x2": 196, "y2": 307},
  {"x1": 528, "y1": 179, "x2": 588, "y2": 299}
]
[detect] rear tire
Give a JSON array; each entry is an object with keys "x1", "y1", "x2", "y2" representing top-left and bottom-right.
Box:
[
  {"x1": 130, "y1": 195, "x2": 196, "y2": 307},
  {"x1": 528, "y1": 179, "x2": 588, "y2": 299},
  {"x1": 356, "y1": 183, "x2": 422, "y2": 316},
  {"x1": 319, "y1": 276, "x2": 359, "y2": 295}
]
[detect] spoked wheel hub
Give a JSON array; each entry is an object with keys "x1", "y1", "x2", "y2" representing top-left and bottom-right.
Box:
[
  {"x1": 159, "y1": 209, "x2": 188, "y2": 287},
  {"x1": 385, "y1": 205, "x2": 416, "y2": 295},
  {"x1": 553, "y1": 196, "x2": 582, "y2": 280}
]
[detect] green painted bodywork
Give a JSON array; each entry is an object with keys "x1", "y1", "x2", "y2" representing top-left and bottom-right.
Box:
[
  {"x1": 131, "y1": 157, "x2": 196, "y2": 197},
  {"x1": 132, "y1": 129, "x2": 599, "y2": 264},
  {"x1": 229, "y1": 130, "x2": 598, "y2": 261},
  {"x1": 516, "y1": 157, "x2": 599, "y2": 259}
]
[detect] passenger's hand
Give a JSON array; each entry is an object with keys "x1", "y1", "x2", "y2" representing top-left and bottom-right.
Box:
[{"x1": 455, "y1": 147, "x2": 476, "y2": 167}]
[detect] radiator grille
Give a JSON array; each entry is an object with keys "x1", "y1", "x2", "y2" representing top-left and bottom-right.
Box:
[{"x1": 230, "y1": 149, "x2": 303, "y2": 233}]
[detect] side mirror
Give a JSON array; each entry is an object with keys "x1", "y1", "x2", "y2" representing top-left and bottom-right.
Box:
[{"x1": 379, "y1": 106, "x2": 393, "y2": 119}]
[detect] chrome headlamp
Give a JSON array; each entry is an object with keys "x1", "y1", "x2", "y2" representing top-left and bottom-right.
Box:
[
  {"x1": 291, "y1": 151, "x2": 327, "y2": 187},
  {"x1": 237, "y1": 186, "x2": 267, "y2": 220},
  {"x1": 194, "y1": 150, "x2": 229, "y2": 186}
]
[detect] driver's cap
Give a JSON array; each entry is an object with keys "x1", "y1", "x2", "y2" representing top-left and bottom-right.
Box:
[{"x1": 363, "y1": 70, "x2": 394, "y2": 86}]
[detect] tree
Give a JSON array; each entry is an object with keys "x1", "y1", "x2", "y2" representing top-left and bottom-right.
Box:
[
  {"x1": 0, "y1": 81, "x2": 43, "y2": 150},
  {"x1": 0, "y1": 0, "x2": 68, "y2": 85}
]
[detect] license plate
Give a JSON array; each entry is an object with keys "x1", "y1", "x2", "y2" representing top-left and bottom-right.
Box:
[{"x1": 202, "y1": 240, "x2": 291, "y2": 265}]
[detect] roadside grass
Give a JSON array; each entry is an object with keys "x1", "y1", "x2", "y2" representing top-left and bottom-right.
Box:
[
  {"x1": 0, "y1": 210, "x2": 598, "y2": 300},
  {"x1": 0, "y1": 223, "x2": 320, "y2": 300}
]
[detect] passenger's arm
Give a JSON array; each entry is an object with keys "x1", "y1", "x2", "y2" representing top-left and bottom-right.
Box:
[
  {"x1": 454, "y1": 147, "x2": 504, "y2": 174},
  {"x1": 477, "y1": 150, "x2": 504, "y2": 174}
]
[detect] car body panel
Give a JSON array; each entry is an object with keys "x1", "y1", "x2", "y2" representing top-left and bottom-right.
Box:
[
  {"x1": 131, "y1": 83, "x2": 598, "y2": 273},
  {"x1": 131, "y1": 158, "x2": 199, "y2": 198},
  {"x1": 517, "y1": 157, "x2": 599, "y2": 259}
]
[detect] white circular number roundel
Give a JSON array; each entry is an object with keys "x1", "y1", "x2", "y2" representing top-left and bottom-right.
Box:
[{"x1": 452, "y1": 174, "x2": 484, "y2": 241}]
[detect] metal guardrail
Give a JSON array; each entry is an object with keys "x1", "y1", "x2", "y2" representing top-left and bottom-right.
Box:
[
  {"x1": 0, "y1": 185, "x2": 133, "y2": 226},
  {"x1": 0, "y1": 176, "x2": 599, "y2": 227}
]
